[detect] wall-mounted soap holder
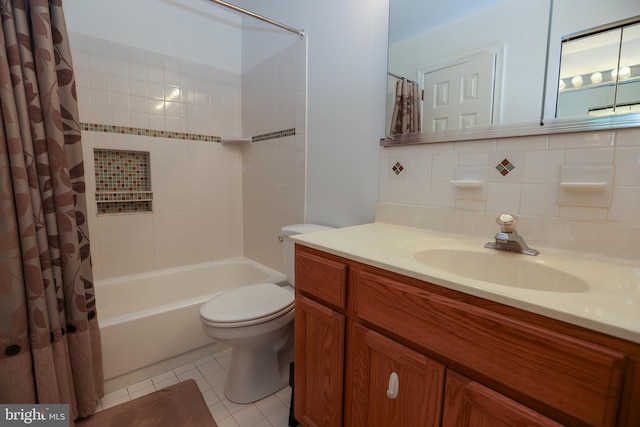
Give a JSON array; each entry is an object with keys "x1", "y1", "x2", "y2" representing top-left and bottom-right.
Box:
[
  {"x1": 220, "y1": 136, "x2": 252, "y2": 145},
  {"x1": 450, "y1": 180, "x2": 484, "y2": 189},
  {"x1": 451, "y1": 167, "x2": 487, "y2": 200},
  {"x1": 558, "y1": 165, "x2": 614, "y2": 207},
  {"x1": 559, "y1": 181, "x2": 608, "y2": 193}
]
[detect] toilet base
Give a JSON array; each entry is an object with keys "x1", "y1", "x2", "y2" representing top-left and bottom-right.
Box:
[{"x1": 224, "y1": 330, "x2": 294, "y2": 403}]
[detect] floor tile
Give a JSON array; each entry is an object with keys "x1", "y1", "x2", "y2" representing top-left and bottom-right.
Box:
[{"x1": 94, "y1": 358, "x2": 293, "y2": 427}]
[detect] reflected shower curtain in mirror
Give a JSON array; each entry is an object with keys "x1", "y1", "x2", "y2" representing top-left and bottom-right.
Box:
[
  {"x1": 390, "y1": 79, "x2": 421, "y2": 135},
  {"x1": 0, "y1": 0, "x2": 104, "y2": 421}
]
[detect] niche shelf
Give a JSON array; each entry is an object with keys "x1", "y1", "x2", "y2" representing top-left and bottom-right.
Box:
[{"x1": 94, "y1": 149, "x2": 152, "y2": 214}]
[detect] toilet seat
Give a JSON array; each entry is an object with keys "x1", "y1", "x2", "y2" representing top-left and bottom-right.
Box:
[{"x1": 200, "y1": 283, "x2": 294, "y2": 328}]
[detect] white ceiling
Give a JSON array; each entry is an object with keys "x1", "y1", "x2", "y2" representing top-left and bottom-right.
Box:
[{"x1": 388, "y1": 0, "x2": 506, "y2": 44}]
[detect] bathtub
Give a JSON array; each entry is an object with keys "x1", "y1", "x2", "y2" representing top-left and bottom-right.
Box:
[{"x1": 94, "y1": 257, "x2": 287, "y2": 381}]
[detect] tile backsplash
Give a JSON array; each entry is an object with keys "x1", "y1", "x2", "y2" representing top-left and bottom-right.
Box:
[{"x1": 380, "y1": 128, "x2": 640, "y2": 229}]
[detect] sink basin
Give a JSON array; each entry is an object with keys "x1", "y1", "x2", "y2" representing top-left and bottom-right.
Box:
[{"x1": 414, "y1": 249, "x2": 589, "y2": 293}]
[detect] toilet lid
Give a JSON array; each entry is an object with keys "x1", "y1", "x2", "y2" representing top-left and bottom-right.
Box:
[{"x1": 200, "y1": 283, "x2": 294, "y2": 324}]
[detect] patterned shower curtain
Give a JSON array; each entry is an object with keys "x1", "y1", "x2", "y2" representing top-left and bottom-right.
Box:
[
  {"x1": 0, "y1": 0, "x2": 103, "y2": 421},
  {"x1": 390, "y1": 79, "x2": 421, "y2": 135}
]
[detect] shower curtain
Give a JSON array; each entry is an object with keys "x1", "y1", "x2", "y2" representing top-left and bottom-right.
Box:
[
  {"x1": 0, "y1": 0, "x2": 103, "y2": 421},
  {"x1": 390, "y1": 79, "x2": 421, "y2": 135}
]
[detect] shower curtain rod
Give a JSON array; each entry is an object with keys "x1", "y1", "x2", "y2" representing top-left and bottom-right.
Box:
[
  {"x1": 207, "y1": 0, "x2": 305, "y2": 37},
  {"x1": 388, "y1": 72, "x2": 415, "y2": 83}
]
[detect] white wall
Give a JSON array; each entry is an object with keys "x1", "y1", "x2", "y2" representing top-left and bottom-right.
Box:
[
  {"x1": 235, "y1": 0, "x2": 389, "y2": 228},
  {"x1": 63, "y1": 0, "x2": 242, "y2": 73},
  {"x1": 241, "y1": 42, "x2": 307, "y2": 272}
]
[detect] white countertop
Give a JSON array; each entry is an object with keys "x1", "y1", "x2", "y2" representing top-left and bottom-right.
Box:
[{"x1": 292, "y1": 222, "x2": 640, "y2": 344}]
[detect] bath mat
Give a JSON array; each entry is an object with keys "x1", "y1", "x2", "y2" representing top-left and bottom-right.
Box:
[{"x1": 76, "y1": 379, "x2": 217, "y2": 427}]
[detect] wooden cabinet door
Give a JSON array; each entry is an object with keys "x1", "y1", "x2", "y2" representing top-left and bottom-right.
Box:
[
  {"x1": 443, "y1": 371, "x2": 564, "y2": 427},
  {"x1": 345, "y1": 323, "x2": 445, "y2": 427},
  {"x1": 294, "y1": 294, "x2": 345, "y2": 427}
]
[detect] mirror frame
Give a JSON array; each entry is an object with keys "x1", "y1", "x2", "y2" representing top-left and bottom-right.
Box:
[
  {"x1": 381, "y1": 0, "x2": 640, "y2": 146},
  {"x1": 380, "y1": 112, "x2": 640, "y2": 146}
]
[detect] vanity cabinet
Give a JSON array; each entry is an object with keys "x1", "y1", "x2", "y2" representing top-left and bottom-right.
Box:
[
  {"x1": 294, "y1": 250, "x2": 347, "y2": 427},
  {"x1": 293, "y1": 245, "x2": 640, "y2": 427},
  {"x1": 345, "y1": 323, "x2": 445, "y2": 426},
  {"x1": 442, "y1": 371, "x2": 562, "y2": 427}
]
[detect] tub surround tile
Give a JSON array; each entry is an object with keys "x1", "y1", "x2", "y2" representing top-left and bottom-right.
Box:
[{"x1": 74, "y1": 31, "x2": 306, "y2": 280}]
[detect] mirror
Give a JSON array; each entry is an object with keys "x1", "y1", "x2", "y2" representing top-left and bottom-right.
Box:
[
  {"x1": 386, "y1": 0, "x2": 640, "y2": 145},
  {"x1": 556, "y1": 18, "x2": 640, "y2": 118},
  {"x1": 544, "y1": 0, "x2": 640, "y2": 125}
]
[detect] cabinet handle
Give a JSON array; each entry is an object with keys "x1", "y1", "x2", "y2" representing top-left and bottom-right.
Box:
[{"x1": 386, "y1": 372, "x2": 399, "y2": 399}]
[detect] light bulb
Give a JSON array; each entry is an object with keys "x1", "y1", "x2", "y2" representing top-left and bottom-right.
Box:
[
  {"x1": 619, "y1": 66, "x2": 631, "y2": 80},
  {"x1": 571, "y1": 75, "x2": 583, "y2": 87},
  {"x1": 558, "y1": 79, "x2": 566, "y2": 90},
  {"x1": 590, "y1": 72, "x2": 603, "y2": 84}
]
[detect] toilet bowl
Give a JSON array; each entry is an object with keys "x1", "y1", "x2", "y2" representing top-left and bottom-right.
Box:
[{"x1": 199, "y1": 224, "x2": 334, "y2": 404}]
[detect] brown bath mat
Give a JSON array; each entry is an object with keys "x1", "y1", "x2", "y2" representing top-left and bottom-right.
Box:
[{"x1": 76, "y1": 379, "x2": 217, "y2": 427}]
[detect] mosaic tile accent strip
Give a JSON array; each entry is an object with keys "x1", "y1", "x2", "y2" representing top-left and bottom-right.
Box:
[
  {"x1": 95, "y1": 192, "x2": 153, "y2": 202},
  {"x1": 392, "y1": 161, "x2": 404, "y2": 175},
  {"x1": 252, "y1": 128, "x2": 296, "y2": 143},
  {"x1": 81, "y1": 123, "x2": 297, "y2": 144},
  {"x1": 81, "y1": 123, "x2": 221, "y2": 142},
  {"x1": 94, "y1": 149, "x2": 152, "y2": 214},
  {"x1": 495, "y1": 158, "x2": 515, "y2": 176},
  {"x1": 98, "y1": 201, "x2": 152, "y2": 214}
]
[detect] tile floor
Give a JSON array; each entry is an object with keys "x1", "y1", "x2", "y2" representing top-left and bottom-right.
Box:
[{"x1": 95, "y1": 348, "x2": 293, "y2": 427}]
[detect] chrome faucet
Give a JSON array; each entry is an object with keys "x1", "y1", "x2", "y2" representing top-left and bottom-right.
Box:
[{"x1": 484, "y1": 213, "x2": 539, "y2": 256}]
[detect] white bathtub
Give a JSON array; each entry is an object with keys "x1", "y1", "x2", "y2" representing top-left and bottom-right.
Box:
[{"x1": 94, "y1": 258, "x2": 287, "y2": 381}]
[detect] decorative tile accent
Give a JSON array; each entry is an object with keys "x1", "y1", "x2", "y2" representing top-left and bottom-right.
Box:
[
  {"x1": 81, "y1": 123, "x2": 221, "y2": 143},
  {"x1": 252, "y1": 128, "x2": 296, "y2": 143},
  {"x1": 495, "y1": 158, "x2": 515, "y2": 176},
  {"x1": 392, "y1": 161, "x2": 404, "y2": 175},
  {"x1": 81, "y1": 123, "x2": 297, "y2": 144},
  {"x1": 94, "y1": 149, "x2": 152, "y2": 214}
]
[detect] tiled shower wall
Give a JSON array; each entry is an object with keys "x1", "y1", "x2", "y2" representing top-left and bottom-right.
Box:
[
  {"x1": 241, "y1": 41, "x2": 307, "y2": 272},
  {"x1": 70, "y1": 32, "x2": 244, "y2": 279},
  {"x1": 379, "y1": 128, "x2": 640, "y2": 229}
]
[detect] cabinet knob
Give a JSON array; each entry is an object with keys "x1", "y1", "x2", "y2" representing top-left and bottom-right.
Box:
[{"x1": 386, "y1": 372, "x2": 399, "y2": 399}]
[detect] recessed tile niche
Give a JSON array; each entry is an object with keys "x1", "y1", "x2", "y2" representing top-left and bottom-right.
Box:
[{"x1": 94, "y1": 149, "x2": 152, "y2": 214}]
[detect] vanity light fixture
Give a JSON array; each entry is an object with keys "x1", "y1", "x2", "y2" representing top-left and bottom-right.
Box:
[
  {"x1": 611, "y1": 66, "x2": 632, "y2": 80},
  {"x1": 571, "y1": 75, "x2": 584, "y2": 87}
]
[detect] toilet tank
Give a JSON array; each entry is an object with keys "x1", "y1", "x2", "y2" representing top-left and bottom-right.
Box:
[{"x1": 281, "y1": 224, "x2": 335, "y2": 286}]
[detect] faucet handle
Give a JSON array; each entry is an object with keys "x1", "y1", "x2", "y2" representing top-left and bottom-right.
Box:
[{"x1": 497, "y1": 213, "x2": 518, "y2": 233}]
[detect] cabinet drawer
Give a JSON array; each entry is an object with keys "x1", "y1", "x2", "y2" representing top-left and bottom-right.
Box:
[
  {"x1": 295, "y1": 247, "x2": 348, "y2": 309},
  {"x1": 352, "y1": 269, "x2": 627, "y2": 427}
]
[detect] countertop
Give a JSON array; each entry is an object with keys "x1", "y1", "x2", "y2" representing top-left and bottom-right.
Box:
[{"x1": 291, "y1": 222, "x2": 640, "y2": 344}]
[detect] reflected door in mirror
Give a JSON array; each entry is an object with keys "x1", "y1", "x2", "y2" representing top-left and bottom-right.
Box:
[{"x1": 423, "y1": 54, "x2": 496, "y2": 131}]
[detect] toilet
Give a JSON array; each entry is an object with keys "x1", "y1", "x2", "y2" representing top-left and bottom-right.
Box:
[{"x1": 200, "y1": 224, "x2": 333, "y2": 403}]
